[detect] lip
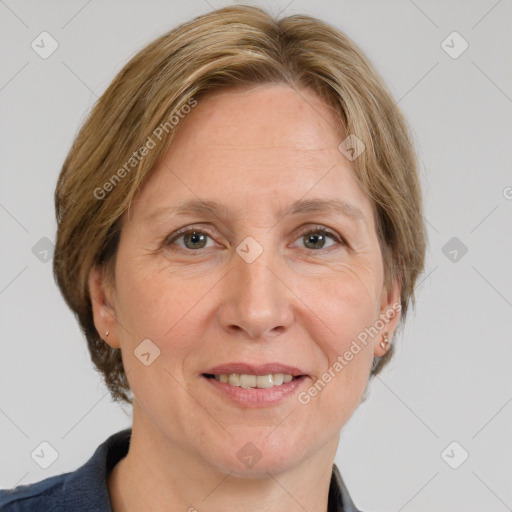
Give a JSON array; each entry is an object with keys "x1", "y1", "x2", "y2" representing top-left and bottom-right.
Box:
[
  {"x1": 203, "y1": 362, "x2": 307, "y2": 377},
  {"x1": 203, "y1": 374, "x2": 308, "y2": 408}
]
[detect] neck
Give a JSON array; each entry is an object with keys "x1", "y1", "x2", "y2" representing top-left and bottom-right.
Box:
[{"x1": 108, "y1": 405, "x2": 339, "y2": 512}]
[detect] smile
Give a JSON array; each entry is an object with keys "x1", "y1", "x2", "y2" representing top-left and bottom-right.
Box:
[
  {"x1": 205, "y1": 373, "x2": 296, "y2": 389},
  {"x1": 202, "y1": 373, "x2": 308, "y2": 407}
]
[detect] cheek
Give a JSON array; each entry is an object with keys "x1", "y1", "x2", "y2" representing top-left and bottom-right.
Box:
[
  {"x1": 292, "y1": 256, "x2": 381, "y2": 332},
  {"x1": 115, "y1": 252, "x2": 196, "y2": 333},
  {"x1": 296, "y1": 279, "x2": 375, "y2": 428},
  {"x1": 112, "y1": 266, "x2": 205, "y2": 404},
  {"x1": 113, "y1": 257, "x2": 219, "y2": 377},
  {"x1": 291, "y1": 262, "x2": 378, "y2": 390}
]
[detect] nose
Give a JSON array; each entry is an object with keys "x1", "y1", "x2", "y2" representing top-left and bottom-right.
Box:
[{"x1": 217, "y1": 245, "x2": 294, "y2": 340}]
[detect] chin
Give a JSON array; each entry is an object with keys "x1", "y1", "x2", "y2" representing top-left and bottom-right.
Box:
[
  {"x1": 201, "y1": 430, "x2": 313, "y2": 478},
  {"x1": 212, "y1": 451, "x2": 302, "y2": 479}
]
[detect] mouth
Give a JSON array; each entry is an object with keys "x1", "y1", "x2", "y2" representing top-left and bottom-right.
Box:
[
  {"x1": 201, "y1": 363, "x2": 309, "y2": 407},
  {"x1": 202, "y1": 372, "x2": 305, "y2": 389}
]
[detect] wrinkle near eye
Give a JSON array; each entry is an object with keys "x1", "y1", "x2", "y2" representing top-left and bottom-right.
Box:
[{"x1": 318, "y1": 247, "x2": 380, "y2": 302}]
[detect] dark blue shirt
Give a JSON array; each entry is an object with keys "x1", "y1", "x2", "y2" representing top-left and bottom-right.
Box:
[{"x1": 0, "y1": 428, "x2": 362, "y2": 511}]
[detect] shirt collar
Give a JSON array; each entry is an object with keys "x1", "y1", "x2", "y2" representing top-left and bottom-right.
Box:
[
  {"x1": 61, "y1": 428, "x2": 361, "y2": 512},
  {"x1": 60, "y1": 428, "x2": 131, "y2": 510}
]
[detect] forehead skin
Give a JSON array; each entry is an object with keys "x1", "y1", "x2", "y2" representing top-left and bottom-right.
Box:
[{"x1": 129, "y1": 85, "x2": 375, "y2": 233}]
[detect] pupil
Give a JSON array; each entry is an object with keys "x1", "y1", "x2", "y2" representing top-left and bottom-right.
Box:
[
  {"x1": 186, "y1": 232, "x2": 206, "y2": 248},
  {"x1": 306, "y1": 233, "x2": 324, "y2": 249}
]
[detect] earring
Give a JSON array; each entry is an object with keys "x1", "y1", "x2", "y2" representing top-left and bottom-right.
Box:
[
  {"x1": 105, "y1": 331, "x2": 110, "y2": 337},
  {"x1": 379, "y1": 331, "x2": 390, "y2": 351}
]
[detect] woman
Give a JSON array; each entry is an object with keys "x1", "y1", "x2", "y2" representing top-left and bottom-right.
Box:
[{"x1": 0, "y1": 5, "x2": 426, "y2": 511}]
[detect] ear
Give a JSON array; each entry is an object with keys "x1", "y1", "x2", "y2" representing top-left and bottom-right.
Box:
[
  {"x1": 373, "y1": 278, "x2": 402, "y2": 358},
  {"x1": 88, "y1": 265, "x2": 120, "y2": 349}
]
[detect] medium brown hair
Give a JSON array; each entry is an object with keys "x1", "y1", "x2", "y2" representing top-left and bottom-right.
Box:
[{"x1": 53, "y1": 5, "x2": 427, "y2": 404}]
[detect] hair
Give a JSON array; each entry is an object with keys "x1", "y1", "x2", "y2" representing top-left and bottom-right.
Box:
[{"x1": 53, "y1": 5, "x2": 427, "y2": 405}]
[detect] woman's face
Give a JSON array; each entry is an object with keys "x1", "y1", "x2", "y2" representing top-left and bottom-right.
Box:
[{"x1": 92, "y1": 84, "x2": 400, "y2": 475}]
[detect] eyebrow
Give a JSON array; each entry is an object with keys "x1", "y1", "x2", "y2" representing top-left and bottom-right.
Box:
[{"x1": 143, "y1": 198, "x2": 365, "y2": 225}]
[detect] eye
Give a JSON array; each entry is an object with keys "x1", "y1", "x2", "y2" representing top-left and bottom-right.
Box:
[
  {"x1": 164, "y1": 228, "x2": 217, "y2": 251},
  {"x1": 291, "y1": 226, "x2": 345, "y2": 251},
  {"x1": 163, "y1": 225, "x2": 346, "y2": 253}
]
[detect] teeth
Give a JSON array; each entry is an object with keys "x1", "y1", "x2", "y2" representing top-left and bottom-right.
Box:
[
  {"x1": 273, "y1": 373, "x2": 284, "y2": 385},
  {"x1": 228, "y1": 374, "x2": 240, "y2": 386},
  {"x1": 213, "y1": 373, "x2": 296, "y2": 388},
  {"x1": 239, "y1": 374, "x2": 256, "y2": 388},
  {"x1": 256, "y1": 374, "x2": 273, "y2": 389}
]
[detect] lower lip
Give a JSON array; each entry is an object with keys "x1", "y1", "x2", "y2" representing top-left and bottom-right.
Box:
[{"x1": 203, "y1": 375, "x2": 308, "y2": 408}]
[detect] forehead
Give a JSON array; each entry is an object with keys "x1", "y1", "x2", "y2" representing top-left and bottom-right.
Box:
[
  {"x1": 129, "y1": 84, "x2": 375, "y2": 228},
  {"x1": 185, "y1": 84, "x2": 343, "y2": 149}
]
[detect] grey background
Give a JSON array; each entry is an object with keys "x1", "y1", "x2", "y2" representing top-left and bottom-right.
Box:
[{"x1": 1, "y1": 1, "x2": 511, "y2": 510}]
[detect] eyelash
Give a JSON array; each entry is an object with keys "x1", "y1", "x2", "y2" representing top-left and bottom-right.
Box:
[{"x1": 164, "y1": 225, "x2": 347, "y2": 253}]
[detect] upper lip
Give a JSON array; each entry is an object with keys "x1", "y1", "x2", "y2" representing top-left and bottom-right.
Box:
[{"x1": 204, "y1": 363, "x2": 307, "y2": 377}]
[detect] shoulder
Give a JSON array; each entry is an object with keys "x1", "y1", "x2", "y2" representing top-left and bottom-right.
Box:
[
  {"x1": 0, "y1": 428, "x2": 131, "y2": 512},
  {"x1": 0, "y1": 471, "x2": 68, "y2": 511}
]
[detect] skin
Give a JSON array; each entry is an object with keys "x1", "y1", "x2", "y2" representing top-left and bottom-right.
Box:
[{"x1": 89, "y1": 84, "x2": 401, "y2": 512}]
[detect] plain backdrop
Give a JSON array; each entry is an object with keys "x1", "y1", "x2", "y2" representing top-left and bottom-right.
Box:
[{"x1": 1, "y1": 1, "x2": 511, "y2": 511}]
